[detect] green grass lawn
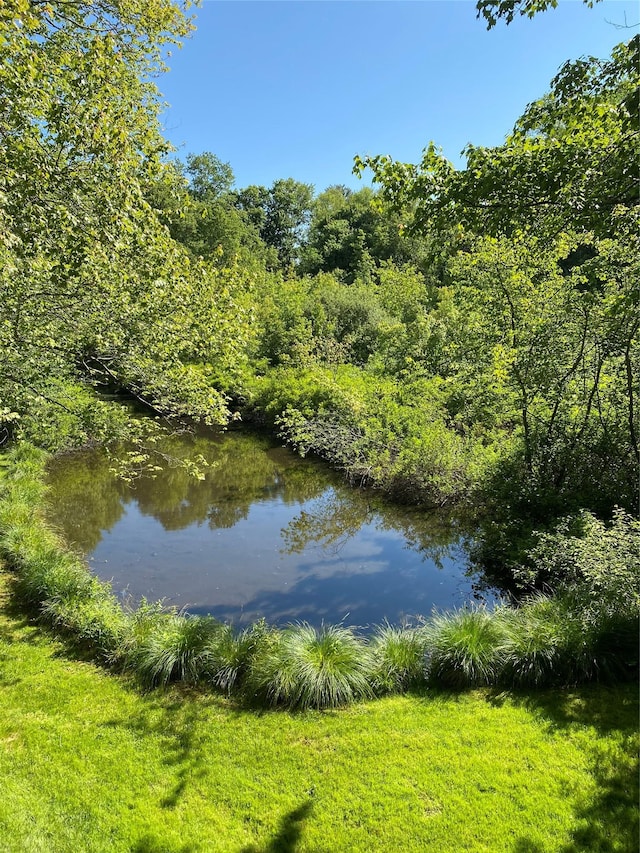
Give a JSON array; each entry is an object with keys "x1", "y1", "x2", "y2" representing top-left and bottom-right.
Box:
[{"x1": 0, "y1": 573, "x2": 637, "y2": 853}]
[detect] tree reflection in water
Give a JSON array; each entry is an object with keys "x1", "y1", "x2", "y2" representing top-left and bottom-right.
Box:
[{"x1": 45, "y1": 427, "x2": 491, "y2": 627}]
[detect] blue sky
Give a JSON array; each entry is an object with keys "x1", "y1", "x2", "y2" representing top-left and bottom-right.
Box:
[{"x1": 158, "y1": 0, "x2": 638, "y2": 193}]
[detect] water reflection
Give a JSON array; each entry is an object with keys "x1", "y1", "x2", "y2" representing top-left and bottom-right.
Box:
[
  {"x1": 281, "y1": 491, "x2": 460, "y2": 569},
  {"x1": 46, "y1": 428, "x2": 493, "y2": 628}
]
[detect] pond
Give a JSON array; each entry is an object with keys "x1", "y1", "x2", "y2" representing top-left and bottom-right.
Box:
[{"x1": 45, "y1": 428, "x2": 496, "y2": 629}]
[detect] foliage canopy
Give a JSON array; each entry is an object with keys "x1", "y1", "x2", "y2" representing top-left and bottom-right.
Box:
[{"x1": 0, "y1": 1, "x2": 253, "y2": 449}]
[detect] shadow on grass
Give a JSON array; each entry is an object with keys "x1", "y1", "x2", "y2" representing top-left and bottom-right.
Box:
[
  {"x1": 0, "y1": 608, "x2": 34, "y2": 651},
  {"x1": 485, "y1": 684, "x2": 638, "y2": 737},
  {"x1": 240, "y1": 801, "x2": 314, "y2": 853},
  {"x1": 492, "y1": 686, "x2": 639, "y2": 853},
  {"x1": 512, "y1": 742, "x2": 639, "y2": 852},
  {"x1": 0, "y1": 572, "x2": 67, "y2": 685},
  {"x1": 157, "y1": 695, "x2": 210, "y2": 809},
  {"x1": 131, "y1": 834, "x2": 196, "y2": 853},
  {"x1": 101, "y1": 688, "x2": 223, "y2": 810},
  {"x1": 561, "y1": 748, "x2": 639, "y2": 852},
  {"x1": 0, "y1": 574, "x2": 45, "y2": 639}
]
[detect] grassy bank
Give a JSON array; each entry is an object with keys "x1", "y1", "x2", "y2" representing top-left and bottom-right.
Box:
[{"x1": 0, "y1": 574, "x2": 637, "y2": 852}]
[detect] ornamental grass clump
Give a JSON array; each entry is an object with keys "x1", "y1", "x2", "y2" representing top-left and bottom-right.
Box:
[
  {"x1": 249, "y1": 622, "x2": 374, "y2": 710},
  {"x1": 497, "y1": 595, "x2": 564, "y2": 687},
  {"x1": 369, "y1": 624, "x2": 429, "y2": 694},
  {"x1": 426, "y1": 607, "x2": 506, "y2": 688},
  {"x1": 205, "y1": 620, "x2": 273, "y2": 694},
  {"x1": 127, "y1": 611, "x2": 222, "y2": 688}
]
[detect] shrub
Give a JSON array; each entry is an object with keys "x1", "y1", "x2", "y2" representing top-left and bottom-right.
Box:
[
  {"x1": 523, "y1": 508, "x2": 640, "y2": 603},
  {"x1": 248, "y1": 623, "x2": 374, "y2": 709},
  {"x1": 516, "y1": 510, "x2": 640, "y2": 683},
  {"x1": 248, "y1": 365, "x2": 487, "y2": 505}
]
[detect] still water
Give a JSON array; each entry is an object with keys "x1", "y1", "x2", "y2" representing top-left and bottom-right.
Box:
[{"x1": 46, "y1": 429, "x2": 494, "y2": 628}]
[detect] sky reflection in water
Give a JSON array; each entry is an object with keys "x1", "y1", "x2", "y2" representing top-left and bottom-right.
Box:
[{"x1": 46, "y1": 430, "x2": 494, "y2": 629}]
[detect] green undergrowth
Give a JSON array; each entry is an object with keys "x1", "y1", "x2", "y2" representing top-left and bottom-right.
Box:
[
  {"x1": 0, "y1": 442, "x2": 637, "y2": 712},
  {"x1": 0, "y1": 576, "x2": 637, "y2": 852},
  {"x1": 245, "y1": 364, "x2": 505, "y2": 506}
]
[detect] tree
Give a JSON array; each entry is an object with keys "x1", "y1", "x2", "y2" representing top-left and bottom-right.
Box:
[
  {"x1": 475, "y1": 0, "x2": 601, "y2": 29},
  {"x1": 354, "y1": 38, "x2": 640, "y2": 514},
  {"x1": 185, "y1": 152, "x2": 235, "y2": 202},
  {"x1": 234, "y1": 179, "x2": 314, "y2": 270},
  {"x1": 299, "y1": 186, "x2": 420, "y2": 283},
  {"x1": 355, "y1": 37, "x2": 639, "y2": 241},
  {"x1": 445, "y1": 234, "x2": 638, "y2": 510},
  {"x1": 0, "y1": 1, "x2": 252, "y2": 448},
  {"x1": 262, "y1": 178, "x2": 314, "y2": 269},
  {"x1": 145, "y1": 154, "x2": 267, "y2": 262}
]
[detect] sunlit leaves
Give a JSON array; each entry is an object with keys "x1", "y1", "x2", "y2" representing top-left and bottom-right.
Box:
[
  {"x1": 355, "y1": 38, "x2": 639, "y2": 241},
  {"x1": 0, "y1": 2, "x2": 257, "y2": 445},
  {"x1": 475, "y1": 0, "x2": 599, "y2": 30}
]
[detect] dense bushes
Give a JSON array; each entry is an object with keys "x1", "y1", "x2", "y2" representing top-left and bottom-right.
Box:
[
  {"x1": 0, "y1": 444, "x2": 636, "y2": 710},
  {"x1": 524, "y1": 509, "x2": 640, "y2": 598},
  {"x1": 246, "y1": 365, "x2": 499, "y2": 506}
]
